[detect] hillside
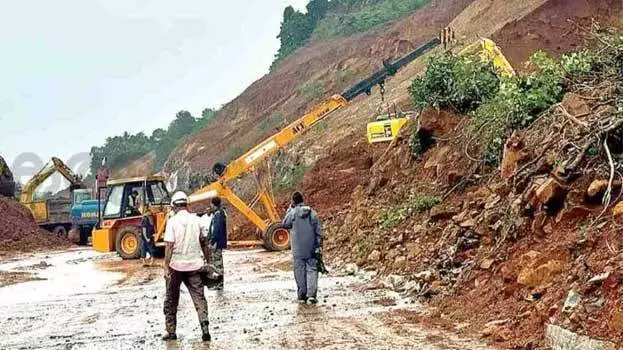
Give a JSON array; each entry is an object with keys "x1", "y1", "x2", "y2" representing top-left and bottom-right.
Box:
[{"x1": 160, "y1": 0, "x2": 623, "y2": 347}]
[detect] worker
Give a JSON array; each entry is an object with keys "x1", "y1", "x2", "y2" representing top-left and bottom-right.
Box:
[
  {"x1": 162, "y1": 191, "x2": 212, "y2": 342},
  {"x1": 208, "y1": 197, "x2": 227, "y2": 290},
  {"x1": 140, "y1": 213, "x2": 155, "y2": 266},
  {"x1": 128, "y1": 190, "x2": 142, "y2": 216},
  {"x1": 282, "y1": 191, "x2": 323, "y2": 304}
]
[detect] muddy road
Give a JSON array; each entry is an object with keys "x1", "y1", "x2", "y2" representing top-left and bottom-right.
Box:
[{"x1": 0, "y1": 248, "x2": 491, "y2": 349}]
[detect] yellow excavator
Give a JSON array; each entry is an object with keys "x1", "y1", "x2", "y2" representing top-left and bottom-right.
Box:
[
  {"x1": 20, "y1": 157, "x2": 90, "y2": 236},
  {"x1": 366, "y1": 36, "x2": 515, "y2": 143}
]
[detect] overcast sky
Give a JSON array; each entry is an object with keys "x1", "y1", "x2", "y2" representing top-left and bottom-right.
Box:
[{"x1": 0, "y1": 0, "x2": 307, "y2": 183}]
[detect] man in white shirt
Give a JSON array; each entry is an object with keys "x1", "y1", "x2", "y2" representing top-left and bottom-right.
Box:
[{"x1": 162, "y1": 191, "x2": 211, "y2": 342}]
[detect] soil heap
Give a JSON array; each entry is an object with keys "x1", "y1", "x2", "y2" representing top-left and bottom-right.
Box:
[{"x1": 0, "y1": 196, "x2": 70, "y2": 257}]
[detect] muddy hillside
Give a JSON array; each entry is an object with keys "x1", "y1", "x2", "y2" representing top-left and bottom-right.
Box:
[{"x1": 291, "y1": 0, "x2": 623, "y2": 347}]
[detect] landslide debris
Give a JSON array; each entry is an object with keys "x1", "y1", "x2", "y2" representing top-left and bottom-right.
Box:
[
  {"x1": 318, "y1": 24, "x2": 623, "y2": 348},
  {"x1": 0, "y1": 196, "x2": 70, "y2": 257}
]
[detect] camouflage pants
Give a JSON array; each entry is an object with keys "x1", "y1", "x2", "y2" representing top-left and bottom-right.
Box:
[
  {"x1": 163, "y1": 269, "x2": 209, "y2": 334},
  {"x1": 210, "y1": 245, "x2": 224, "y2": 277}
]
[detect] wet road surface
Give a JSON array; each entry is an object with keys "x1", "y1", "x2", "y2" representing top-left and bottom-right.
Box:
[{"x1": 0, "y1": 248, "x2": 492, "y2": 349}]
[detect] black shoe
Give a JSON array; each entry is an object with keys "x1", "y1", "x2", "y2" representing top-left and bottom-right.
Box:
[
  {"x1": 162, "y1": 333, "x2": 177, "y2": 341},
  {"x1": 200, "y1": 321, "x2": 211, "y2": 341},
  {"x1": 308, "y1": 297, "x2": 318, "y2": 305}
]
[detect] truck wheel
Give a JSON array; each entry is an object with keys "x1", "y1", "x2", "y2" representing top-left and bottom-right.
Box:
[
  {"x1": 53, "y1": 225, "x2": 67, "y2": 238},
  {"x1": 262, "y1": 223, "x2": 290, "y2": 252},
  {"x1": 68, "y1": 226, "x2": 80, "y2": 244},
  {"x1": 115, "y1": 226, "x2": 141, "y2": 259}
]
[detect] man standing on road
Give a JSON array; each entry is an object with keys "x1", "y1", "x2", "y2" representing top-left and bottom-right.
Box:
[
  {"x1": 283, "y1": 191, "x2": 322, "y2": 304},
  {"x1": 162, "y1": 191, "x2": 212, "y2": 342},
  {"x1": 208, "y1": 197, "x2": 227, "y2": 290}
]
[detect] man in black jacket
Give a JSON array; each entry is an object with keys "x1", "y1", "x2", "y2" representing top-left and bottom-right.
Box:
[{"x1": 209, "y1": 197, "x2": 227, "y2": 290}]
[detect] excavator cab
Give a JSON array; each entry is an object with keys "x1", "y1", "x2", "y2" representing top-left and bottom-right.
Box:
[{"x1": 92, "y1": 176, "x2": 171, "y2": 259}]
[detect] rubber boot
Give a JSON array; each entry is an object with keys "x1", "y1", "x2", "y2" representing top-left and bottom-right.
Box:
[{"x1": 201, "y1": 321, "x2": 211, "y2": 342}]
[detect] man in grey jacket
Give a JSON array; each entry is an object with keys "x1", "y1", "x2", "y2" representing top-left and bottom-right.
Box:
[{"x1": 282, "y1": 191, "x2": 322, "y2": 304}]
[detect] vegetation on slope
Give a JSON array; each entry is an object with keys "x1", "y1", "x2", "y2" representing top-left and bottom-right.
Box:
[
  {"x1": 408, "y1": 44, "x2": 600, "y2": 163},
  {"x1": 89, "y1": 108, "x2": 216, "y2": 175},
  {"x1": 272, "y1": 0, "x2": 430, "y2": 70}
]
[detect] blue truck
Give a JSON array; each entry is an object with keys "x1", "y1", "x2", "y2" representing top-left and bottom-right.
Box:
[{"x1": 69, "y1": 189, "x2": 103, "y2": 245}]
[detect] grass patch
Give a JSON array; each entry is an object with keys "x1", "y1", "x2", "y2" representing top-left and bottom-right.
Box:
[
  {"x1": 297, "y1": 80, "x2": 324, "y2": 102},
  {"x1": 259, "y1": 111, "x2": 284, "y2": 131},
  {"x1": 378, "y1": 194, "x2": 441, "y2": 229},
  {"x1": 314, "y1": 0, "x2": 430, "y2": 39},
  {"x1": 275, "y1": 163, "x2": 307, "y2": 193}
]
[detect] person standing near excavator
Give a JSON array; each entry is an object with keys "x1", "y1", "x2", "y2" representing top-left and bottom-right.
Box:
[
  {"x1": 283, "y1": 191, "x2": 323, "y2": 304},
  {"x1": 162, "y1": 191, "x2": 212, "y2": 342},
  {"x1": 208, "y1": 197, "x2": 227, "y2": 290}
]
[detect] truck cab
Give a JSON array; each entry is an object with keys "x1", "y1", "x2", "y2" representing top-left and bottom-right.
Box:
[{"x1": 92, "y1": 176, "x2": 171, "y2": 259}]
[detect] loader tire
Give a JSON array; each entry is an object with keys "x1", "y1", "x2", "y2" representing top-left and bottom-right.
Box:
[
  {"x1": 115, "y1": 226, "x2": 141, "y2": 260},
  {"x1": 262, "y1": 223, "x2": 290, "y2": 252}
]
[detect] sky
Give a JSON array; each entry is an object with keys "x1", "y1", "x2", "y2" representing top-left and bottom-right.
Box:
[{"x1": 0, "y1": 0, "x2": 308, "y2": 187}]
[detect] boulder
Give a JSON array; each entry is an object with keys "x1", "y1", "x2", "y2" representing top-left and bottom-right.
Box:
[
  {"x1": 517, "y1": 260, "x2": 563, "y2": 288},
  {"x1": 367, "y1": 250, "x2": 381, "y2": 263},
  {"x1": 535, "y1": 178, "x2": 568, "y2": 210},
  {"x1": 344, "y1": 263, "x2": 359, "y2": 276},
  {"x1": 500, "y1": 131, "x2": 525, "y2": 179},
  {"x1": 418, "y1": 107, "x2": 461, "y2": 138},
  {"x1": 430, "y1": 205, "x2": 461, "y2": 221},
  {"x1": 608, "y1": 310, "x2": 623, "y2": 333},
  {"x1": 562, "y1": 290, "x2": 581, "y2": 313},
  {"x1": 424, "y1": 146, "x2": 450, "y2": 169},
  {"x1": 562, "y1": 92, "x2": 591, "y2": 117},
  {"x1": 393, "y1": 256, "x2": 407, "y2": 269},
  {"x1": 613, "y1": 202, "x2": 623, "y2": 219}
]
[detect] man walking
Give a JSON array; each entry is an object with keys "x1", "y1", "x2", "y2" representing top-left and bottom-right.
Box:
[
  {"x1": 283, "y1": 191, "x2": 322, "y2": 304},
  {"x1": 162, "y1": 191, "x2": 212, "y2": 342},
  {"x1": 208, "y1": 197, "x2": 227, "y2": 290}
]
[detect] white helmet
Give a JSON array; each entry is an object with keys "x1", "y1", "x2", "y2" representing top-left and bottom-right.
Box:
[{"x1": 170, "y1": 191, "x2": 188, "y2": 207}]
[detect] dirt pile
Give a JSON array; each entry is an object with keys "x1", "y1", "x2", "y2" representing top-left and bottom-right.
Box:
[{"x1": 0, "y1": 197, "x2": 70, "y2": 256}]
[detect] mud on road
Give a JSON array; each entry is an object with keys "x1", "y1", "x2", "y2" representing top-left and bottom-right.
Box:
[{"x1": 0, "y1": 248, "x2": 491, "y2": 350}]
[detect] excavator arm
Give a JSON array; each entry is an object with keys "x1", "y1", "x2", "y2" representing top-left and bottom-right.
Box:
[{"x1": 20, "y1": 157, "x2": 83, "y2": 203}]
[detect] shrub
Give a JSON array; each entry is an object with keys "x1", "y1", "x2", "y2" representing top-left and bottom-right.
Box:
[
  {"x1": 469, "y1": 51, "x2": 565, "y2": 163},
  {"x1": 409, "y1": 53, "x2": 500, "y2": 114}
]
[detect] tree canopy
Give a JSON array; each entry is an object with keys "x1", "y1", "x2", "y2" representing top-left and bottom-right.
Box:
[{"x1": 90, "y1": 108, "x2": 218, "y2": 175}]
